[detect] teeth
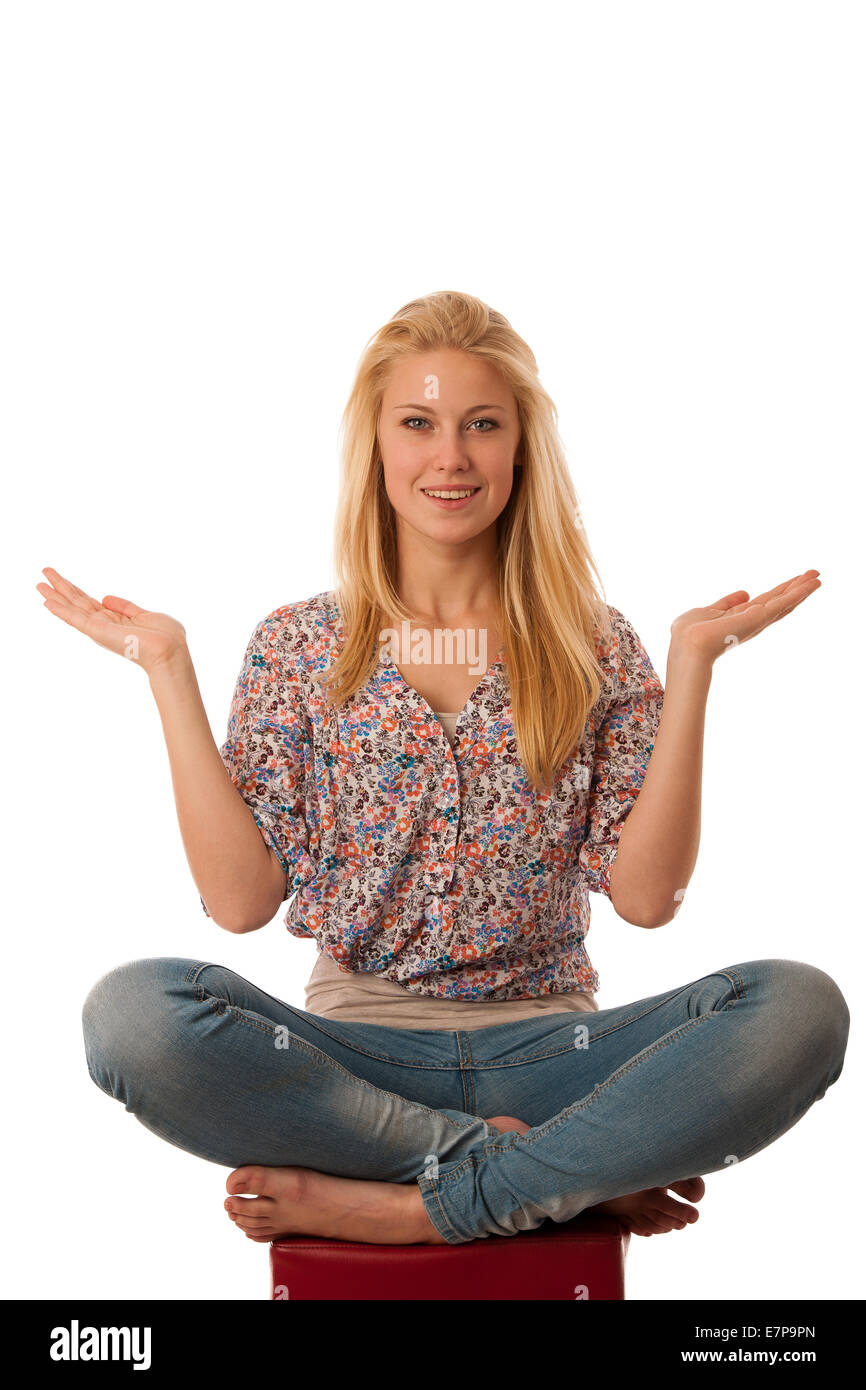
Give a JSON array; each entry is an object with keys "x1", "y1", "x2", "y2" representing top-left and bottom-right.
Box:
[{"x1": 423, "y1": 488, "x2": 478, "y2": 499}]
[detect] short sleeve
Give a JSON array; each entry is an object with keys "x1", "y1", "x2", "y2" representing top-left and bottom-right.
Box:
[
  {"x1": 577, "y1": 606, "x2": 665, "y2": 898},
  {"x1": 199, "y1": 613, "x2": 314, "y2": 918}
]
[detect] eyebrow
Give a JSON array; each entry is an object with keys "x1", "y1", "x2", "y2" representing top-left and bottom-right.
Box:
[{"x1": 391, "y1": 402, "x2": 506, "y2": 412}]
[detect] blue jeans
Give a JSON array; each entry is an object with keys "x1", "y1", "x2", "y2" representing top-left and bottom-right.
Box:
[{"x1": 82, "y1": 955, "x2": 849, "y2": 1245}]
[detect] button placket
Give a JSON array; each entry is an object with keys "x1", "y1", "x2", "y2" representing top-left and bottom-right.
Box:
[
  {"x1": 370, "y1": 646, "x2": 507, "y2": 899},
  {"x1": 425, "y1": 763, "x2": 457, "y2": 895}
]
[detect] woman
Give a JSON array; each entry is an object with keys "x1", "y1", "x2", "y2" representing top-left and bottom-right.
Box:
[{"x1": 39, "y1": 290, "x2": 848, "y2": 1251}]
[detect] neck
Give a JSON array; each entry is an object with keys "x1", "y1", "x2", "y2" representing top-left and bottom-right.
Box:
[{"x1": 393, "y1": 530, "x2": 500, "y2": 623}]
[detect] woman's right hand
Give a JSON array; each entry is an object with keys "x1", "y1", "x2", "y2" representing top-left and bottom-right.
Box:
[{"x1": 36, "y1": 566, "x2": 189, "y2": 678}]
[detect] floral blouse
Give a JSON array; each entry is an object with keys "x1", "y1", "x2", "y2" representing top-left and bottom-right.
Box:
[{"x1": 200, "y1": 590, "x2": 665, "y2": 1002}]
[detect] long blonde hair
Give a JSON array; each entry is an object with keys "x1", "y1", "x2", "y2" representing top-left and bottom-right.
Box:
[{"x1": 318, "y1": 290, "x2": 613, "y2": 792}]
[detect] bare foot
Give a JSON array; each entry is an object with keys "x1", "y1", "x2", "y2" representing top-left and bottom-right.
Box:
[
  {"x1": 224, "y1": 1165, "x2": 449, "y2": 1245},
  {"x1": 589, "y1": 1177, "x2": 706, "y2": 1235},
  {"x1": 484, "y1": 1121, "x2": 705, "y2": 1236},
  {"x1": 226, "y1": 1120, "x2": 530, "y2": 1246}
]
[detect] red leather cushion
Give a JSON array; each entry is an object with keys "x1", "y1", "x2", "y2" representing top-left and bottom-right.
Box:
[{"x1": 270, "y1": 1213, "x2": 629, "y2": 1300}]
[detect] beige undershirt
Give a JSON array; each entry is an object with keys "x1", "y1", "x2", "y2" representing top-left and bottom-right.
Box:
[{"x1": 302, "y1": 710, "x2": 599, "y2": 1030}]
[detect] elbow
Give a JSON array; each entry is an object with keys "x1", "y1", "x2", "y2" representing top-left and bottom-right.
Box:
[
  {"x1": 211, "y1": 915, "x2": 252, "y2": 934},
  {"x1": 636, "y1": 911, "x2": 672, "y2": 930},
  {"x1": 209, "y1": 909, "x2": 268, "y2": 934},
  {"x1": 609, "y1": 867, "x2": 684, "y2": 928},
  {"x1": 608, "y1": 881, "x2": 659, "y2": 929},
  {"x1": 627, "y1": 898, "x2": 684, "y2": 929},
  {"x1": 617, "y1": 906, "x2": 670, "y2": 929},
  {"x1": 644, "y1": 888, "x2": 691, "y2": 929},
  {"x1": 218, "y1": 896, "x2": 286, "y2": 933},
  {"x1": 220, "y1": 914, "x2": 271, "y2": 934},
  {"x1": 204, "y1": 882, "x2": 287, "y2": 934},
  {"x1": 610, "y1": 889, "x2": 675, "y2": 929}
]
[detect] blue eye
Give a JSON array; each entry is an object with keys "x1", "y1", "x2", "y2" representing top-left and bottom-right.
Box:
[{"x1": 401, "y1": 417, "x2": 498, "y2": 431}]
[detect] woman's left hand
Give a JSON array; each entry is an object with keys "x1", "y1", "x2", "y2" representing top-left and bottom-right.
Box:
[{"x1": 669, "y1": 570, "x2": 821, "y2": 666}]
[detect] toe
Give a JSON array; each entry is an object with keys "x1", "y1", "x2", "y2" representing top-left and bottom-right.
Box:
[
  {"x1": 635, "y1": 1218, "x2": 664, "y2": 1236},
  {"x1": 654, "y1": 1198, "x2": 698, "y2": 1228},
  {"x1": 658, "y1": 1197, "x2": 699, "y2": 1224},
  {"x1": 225, "y1": 1193, "x2": 274, "y2": 1218},
  {"x1": 671, "y1": 1176, "x2": 705, "y2": 1201},
  {"x1": 648, "y1": 1213, "x2": 685, "y2": 1234},
  {"x1": 233, "y1": 1211, "x2": 274, "y2": 1228},
  {"x1": 629, "y1": 1217, "x2": 656, "y2": 1236},
  {"x1": 227, "y1": 1165, "x2": 273, "y2": 1196}
]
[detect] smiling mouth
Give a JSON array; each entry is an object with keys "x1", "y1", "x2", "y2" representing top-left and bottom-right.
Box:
[{"x1": 421, "y1": 487, "x2": 481, "y2": 499}]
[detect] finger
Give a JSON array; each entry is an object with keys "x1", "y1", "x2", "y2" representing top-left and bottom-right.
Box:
[
  {"x1": 705, "y1": 590, "x2": 751, "y2": 613},
  {"x1": 739, "y1": 570, "x2": 819, "y2": 610},
  {"x1": 39, "y1": 586, "x2": 126, "y2": 643},
  {"x1": 38, "y1": 567, "x2": 101, "y2": 614},
  {"x1": 101, "y1": 594, "x2": 149, "y2": 622},
  {"x1": 722, "y1": 574, "x2": 817, "y2": 622},
  {"x1": 39, "y1": 591, "x2": 101, "y2": 637},
  {"x1": 755, "y1": 576, "x2": 821, "y2": 622},
  {"x1": 739, "y1": 574, "x2": 820, "y2": 619},
  {"x1": 721, "y1": 579, "x2": 820, "y2": 642}
]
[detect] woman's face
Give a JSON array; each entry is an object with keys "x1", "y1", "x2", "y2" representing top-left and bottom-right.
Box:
[{"x1": 377, "y1": 348, "x2": 521, "y2": 547}]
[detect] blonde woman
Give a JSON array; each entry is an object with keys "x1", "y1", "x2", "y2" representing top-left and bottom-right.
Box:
[{"x1": 40, "y1": 291, "x2": 848, "y2": 1251}]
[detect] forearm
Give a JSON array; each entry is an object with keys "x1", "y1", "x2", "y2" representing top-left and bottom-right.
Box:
[
  {"x1": 148, "y1": 651, "x2": 285, "y2": 931},
  {"x1": 608, "y1": 646, "x2": 713, "y2": 928}
]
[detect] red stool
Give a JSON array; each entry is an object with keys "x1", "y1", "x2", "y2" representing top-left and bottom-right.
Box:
[{"x1": 270, "y1": 1213, "x2": 630, "y2": 1300}]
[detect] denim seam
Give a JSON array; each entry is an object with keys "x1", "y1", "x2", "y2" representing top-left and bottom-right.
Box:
[
  {"x1": 467, "y1": 967, "x2": 748, "y2": 1068},
  {"x1": 188, "y1": 960, "x2": 459, "y2": 1068},
  {"x1": 192, "y1": 978, "x2": 481, "y2": 1132},
  {"x1": 427, "y1": 1011, "x2": 724, "y2": 1183},
  {"x1": 456, "y1": 1031, "x2": 477, "y2": 1113},
  {"x1": 463, "y1": 996, "x2": 697, "y2": 1068},
  {"x1": 720, "y1": 967, "x2": 746, "y2": 1000},
  {"x1": 489, "y1": 1012, "x2": 722, "y2": 1155},
  {"x1": 418, "y1": 1154, "x2": 477, "y2": 1186},
  {"x1": 286, "y1": 1023, "x2": 466, "y2": 1072},
  {"x1": 197, "y1": 988, "x2": 276, "y2": 1038},
  {"x1": 416, "y1": 1172, "x2": 466, "y2": 1242},
  {"x1": 194, "y1": 960, "x2": 469, "y2": 1072},
  {"x1": 186, "y1": 960, "x2": 747, "y2": 1082},
  {"x1": 285, "y1": 990, "x2": 692, "y2": 1070}
]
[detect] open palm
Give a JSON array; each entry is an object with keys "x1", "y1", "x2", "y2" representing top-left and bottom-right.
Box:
[
  {"x1": 36, "y1": 566, "x2": 187, "y2": 675},
  {"x1": 670, "y1": 570, "x2": 821, "y2": 664}
]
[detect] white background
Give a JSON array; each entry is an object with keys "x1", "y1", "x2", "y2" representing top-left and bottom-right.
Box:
[{"x1": 3, "y1": 0, "x2": 863, "y2": 1301}]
